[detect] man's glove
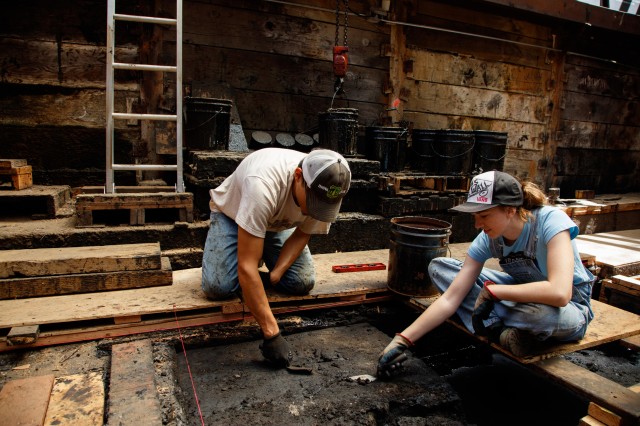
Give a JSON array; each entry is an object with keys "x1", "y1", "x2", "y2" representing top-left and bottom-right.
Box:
[
  {"x1": 472, "y1": 280, "x2": 500, "y2": 336},
  {"x1": 376, "y1": 333, "x2": 413, "y2": 377},
  {"x1": 259, "y1": 332, "x2": 291, "y2": 368}
]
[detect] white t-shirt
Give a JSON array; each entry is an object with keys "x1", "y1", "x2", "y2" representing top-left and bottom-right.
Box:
[{"x1": 209, "y1": 148, "x2": 331, "y2": 238}]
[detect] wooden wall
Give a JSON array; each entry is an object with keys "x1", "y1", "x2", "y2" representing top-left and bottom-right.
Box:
[{"x1": 0, "y1": 0, "x2": 638, "y2": 195}]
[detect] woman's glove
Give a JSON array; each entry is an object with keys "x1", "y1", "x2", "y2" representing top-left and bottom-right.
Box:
[
  {"x1": 376, "y1": 333, "x2": 413, "y2": 377},
  {"x1": 259, "y1": 332, "x2": 291, "y2": 368},
  {"x1": 472, "y1": 280, "x2": 500, "y2": 336}
]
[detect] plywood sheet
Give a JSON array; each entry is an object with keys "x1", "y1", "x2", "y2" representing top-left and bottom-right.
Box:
[{"x1": 44, "y1": 372, "x2": 104, "y2": 426}]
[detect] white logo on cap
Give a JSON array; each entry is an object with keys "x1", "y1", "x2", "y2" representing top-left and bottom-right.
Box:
[{"x1": 467, "y1": 173, "x2": 495, "y2": 205}]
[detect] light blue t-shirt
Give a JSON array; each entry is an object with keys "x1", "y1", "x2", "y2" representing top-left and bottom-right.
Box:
[{"x1": 467, "y1": 206, "x2": 592, "y2": 284}]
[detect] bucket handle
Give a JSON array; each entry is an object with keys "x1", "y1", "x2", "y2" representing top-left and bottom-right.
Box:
[
  {"x1": 183, "y1": 107, "x2": 225, "y2": 131},
  {"x1": 408, "y1": 147, "x2": 435, "y2": 159},
  {"x1": 430, "y1": 139, "x2": 476, "y2": 159},
  {"x1": 476, "y1": 152, "x2": 507, "y2": 161}
]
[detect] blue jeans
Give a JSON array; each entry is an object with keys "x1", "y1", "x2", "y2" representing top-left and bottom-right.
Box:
[
  {"x1": 201, "y1": 212, "x2": 315, "y2": 300},
  {"x1": 428, "y1": 257, "x2": 590, "y2": 342}
]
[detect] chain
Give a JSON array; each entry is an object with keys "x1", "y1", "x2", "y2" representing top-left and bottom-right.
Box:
[{"x1": 335, "y1": 0, "x2": 348, "y2": 47}]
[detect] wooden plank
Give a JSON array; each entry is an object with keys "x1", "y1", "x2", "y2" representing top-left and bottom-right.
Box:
[
  {"x1": 0, "y1": 256, "x2": 172, "y2": 300},
  {"x1": 576, "y1": 230, "x2": 640, "y2": 277},
  {"x1": 532, "y1": 358, "x2": 640, "y2": 426},
  {"x1": 620, "y1": 334, "x2": 640, "y2": 351},
  {"x1": 108, "y1": 340, "x2": 162, "y2": 425},
  {"x1": 44, "y1": 372, "x2": 104, "y2": 426},
  {"x1": 587, "y1": 402, "x2": 623, "y2": 426},
  {"x1": 0, "y1": 294, "x2": 392, "y2": 352},
  {"x1": 0, "y1": 249, "x2": 392, "y2": 329},
  {"x1": 410, "y1": 298, "x2": 640, "y2": 363},
  {"x1": 6, "y1": 325, "x2": 40, "y2": 346},
  {"x1": 0, "y1": 374, "x2": 55, "y2": 425},
  {"x1": 610, "y1": 275, "x2": 640, "y2": 297},
  {"x1": 0, "y1": 242, "x2": 162, "y2": 279},
  {"x1": 0, "y1": 159, "x2": 28, "y2": 169}
]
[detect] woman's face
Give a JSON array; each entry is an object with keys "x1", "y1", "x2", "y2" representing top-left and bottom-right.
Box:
[{"x1": 472, "y1": 206, "x2": 516, "y2": 239}]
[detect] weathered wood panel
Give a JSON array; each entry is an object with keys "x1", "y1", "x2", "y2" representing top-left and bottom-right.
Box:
[
  {"x1": 0, "y1": 37, "x2": 139, "y2": 88},
  {"x1": 0, "y1": 88, "x2": 138, "y2": 129},
  {"x1": 406, "y1": 49, "x2": 551, "y2": 96}
]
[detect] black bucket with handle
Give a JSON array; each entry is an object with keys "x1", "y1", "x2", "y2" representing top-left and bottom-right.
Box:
[{"x1": 387, "y1": 216, "x2": 452, "y2": 297}]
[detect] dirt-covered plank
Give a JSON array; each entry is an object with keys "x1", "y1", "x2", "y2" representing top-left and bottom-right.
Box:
[
  {"x1": 0, "y1": 256, "x2": 173, "y2": 300},
  {"x1": 44, "y1": 372, "x2": 104, "y2": 426},
  {"x1": 0, "y1": 242, "x2": 162, "y2": 279}
]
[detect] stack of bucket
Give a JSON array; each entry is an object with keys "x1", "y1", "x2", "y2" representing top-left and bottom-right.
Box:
[{"x1": 410, "y1": 129, "x2": 507, "y2": 175}]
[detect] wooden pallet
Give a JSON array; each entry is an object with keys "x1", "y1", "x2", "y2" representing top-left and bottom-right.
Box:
[
  {"x1": 378, "y1": 173, "x2": 470, "y2": 197},
  {"x1": 75, "y1": 191, "x2": 194, "y2": 226},
  {"x1": 599, "y1": 275, "x2": 640, "y2": 314},
  {"x1": 0, "y1": 159, "x2": 33, "y2": 190}
]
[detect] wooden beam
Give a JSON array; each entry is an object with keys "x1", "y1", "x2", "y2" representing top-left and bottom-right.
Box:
[
  {"x1": 475, "y1": 0, "x2": 640, "y2": 35},
  {"x1": 532, "y1": 357, "x2": 640, "y2": 425}
]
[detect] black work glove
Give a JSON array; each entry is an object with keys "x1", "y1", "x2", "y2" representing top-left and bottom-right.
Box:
[
  {"x1": 472, "y1": 281, "x2": 499, "y2": 336},
  {"x1": 259, "y1": 332, "x2": 291, "y2": 368},
  {"x1": 376, "y1": 333, "x2": 413, "y2": 378}
]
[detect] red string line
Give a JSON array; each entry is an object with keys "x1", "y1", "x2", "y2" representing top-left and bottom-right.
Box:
[{"x1": 173, "y1": 304, "x2": 205, "y2": 426}]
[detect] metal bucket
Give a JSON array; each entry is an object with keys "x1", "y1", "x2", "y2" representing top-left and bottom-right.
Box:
[
  {"x1": 365, "y1": 126, "x2": 408, "y2": 172},
  {"x1": 184, "y1": 97, "x2": 232, "y2": 150},
  {"x1": 387, "y1": 216, "x2": 451, "y2": 297},
  {"x1": 318, "y1": 108, "x2": 359, "y2": 156},
  {"x1": 432, "y1": 130, "x2": 475, "y2": 176},
  {"x1": 473, "y1": 130, "x2": 508, "y2": 173},
  {"x1": 410, "y1": 129, "x2": 439, "y2": 174}
]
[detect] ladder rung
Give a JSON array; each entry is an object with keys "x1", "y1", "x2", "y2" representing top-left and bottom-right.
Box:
[
  {"x1": 114, "y1": 13, "x2": 177, "y2": 25},
  {"x1": 113, "y1": 63, "x2": 177, "y2": 72},
  {"x1": 112, "y1": 164, "x2": 179, "y2": 171},
  {"x1": 112, "y1": 113, "x2": 177, "y2": 121}
]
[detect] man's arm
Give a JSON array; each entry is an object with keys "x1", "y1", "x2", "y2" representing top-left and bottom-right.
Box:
[
  {"x1": 237, "y1": 226, "x2": 279, "y2": 338},
  {"x1": 268, "y1": 227, "x2": 311, "y2": 285}
]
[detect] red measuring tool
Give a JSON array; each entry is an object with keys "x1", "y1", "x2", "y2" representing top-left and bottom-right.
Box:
[{"x1": 332, "y1": 263, "x2": 386, "y2": 273}]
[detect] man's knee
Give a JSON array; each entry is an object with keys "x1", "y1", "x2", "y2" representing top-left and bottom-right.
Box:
[
  {"x1": 201, "y1": 276, "x2": 237, "y2": 300},
  {"x1": 278, "y1": 274, "x2": 315, "y2": 295}
]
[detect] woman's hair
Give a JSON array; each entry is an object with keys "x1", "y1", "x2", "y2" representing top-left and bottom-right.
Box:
[{"x1": 516, "y1": 180, "x2": 547, "y2": 221}]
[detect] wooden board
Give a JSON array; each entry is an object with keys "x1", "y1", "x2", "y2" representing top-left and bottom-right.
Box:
[
  {"x1": 533, "y1": 358, "x2": 640, "y2": 426},
  {"x1": 44, "y1": 372, "x2": 104, "y2": 426},
  {"x1": 0, "y1": 249, "x2": 393, "y2": 329},
  {"x1": 0, "y1": 242, "x2": 162, "y2": 278},
  {"x1": 0, "y1": 374, "x2": 55, "y2": 425},
  {"x1": 0, "y1": 256, "x2": 173, "y2": 300},
  {"x1": 0, "y1": 159, "x2": 28, "y2": 169},
  {"x1": 576, "y1": 230, "x2": 640, "y2": 277},
  {"x1": 410, "y1": 298, "x2": 640, "y2": 364},
  {"x1": 108, "y1": 340, "x2": 162, "y2": 425}
]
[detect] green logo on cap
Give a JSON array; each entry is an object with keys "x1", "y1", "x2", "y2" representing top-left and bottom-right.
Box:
[{"x1": 326, "y1": 185, "x2": 342, "y2": 199}]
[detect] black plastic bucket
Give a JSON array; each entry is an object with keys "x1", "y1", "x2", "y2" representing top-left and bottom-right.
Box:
[
  {"x1": 432, "y1": 130, "x2": 475, "y2": 176},
  {"x1": 387, "y1": 216, "x2": 452, "y2": 297},
  {"x1": 184, "y1": 97, "x2": 232, "y2": 150},
  {"x1": 473, "y1": 130, "x2": 508, "y2": 173},
  {"x1": 365, "y1": 126, "x2": 408, "y2": 172},
  {"x1": 410, "y1": 129, "x2": 439, "y2": 174},
  {"x1": 318, "y1": 108, "x2": 359, "y2": 156}
]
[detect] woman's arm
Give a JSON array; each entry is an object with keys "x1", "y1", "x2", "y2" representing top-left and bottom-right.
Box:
[
  {"x1": 401, "y1": 256, "x2": 484, "y2": 343},
  {"x1": 486, "y1": 230, "x2": 574, "y2": 307}
]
